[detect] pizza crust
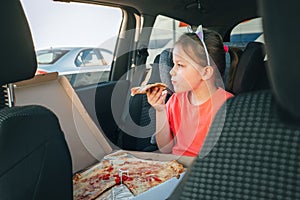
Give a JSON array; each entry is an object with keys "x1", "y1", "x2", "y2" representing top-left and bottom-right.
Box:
[{"x1": 131, "y1": 83, "x2": 167, "y2": 96}]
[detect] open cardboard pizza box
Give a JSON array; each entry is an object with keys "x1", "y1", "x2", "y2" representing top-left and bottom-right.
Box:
[{"x1": 14, "y1": 73, "x2": 194, "y2": 199}]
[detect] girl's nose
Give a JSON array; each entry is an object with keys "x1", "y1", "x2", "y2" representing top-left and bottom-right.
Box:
[{"x1": 170, "y1": 68, "x2": 176, "y2": 76}]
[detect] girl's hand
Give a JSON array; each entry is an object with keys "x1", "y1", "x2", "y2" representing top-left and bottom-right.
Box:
[{"x1": 146, "y1": 87, "x2": 167, "y2": 112}]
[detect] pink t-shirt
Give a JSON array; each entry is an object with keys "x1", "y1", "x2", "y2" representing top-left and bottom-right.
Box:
[{"x1": 166, "y1": 88, "x2": 233, "y2": 157}]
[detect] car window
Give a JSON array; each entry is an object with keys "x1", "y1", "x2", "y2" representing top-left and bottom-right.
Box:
[
  {"x1": 230, "y1": 17, "x2": 263, "y2": 46},
  {"x1": 228, "y1": 17, "x2": 266, "y2": 62},
  {"x1": 75, "y1": 49, "x2": 106, "y2": 67},
  {"x1": 147, "y1": 15, "x2": 188, "y2": 65},
  {"x1": 21, "y1": 0, "x2": 122, "y2": 88},
  {"x1": 37, "y1": 49, "x2": 70, "y2": 64}
]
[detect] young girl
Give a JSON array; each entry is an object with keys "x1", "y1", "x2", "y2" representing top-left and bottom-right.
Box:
[{"x1": 147, "y1": 28, "x2": 233, "y2": 157}]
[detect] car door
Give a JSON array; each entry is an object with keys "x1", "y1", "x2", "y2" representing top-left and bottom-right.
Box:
[{"x1": 74, "y1": 8, "x2": 140, "y2": 150}]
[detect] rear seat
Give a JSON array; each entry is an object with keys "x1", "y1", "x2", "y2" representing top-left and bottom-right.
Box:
[
  {"x1": 226, "y1": 41, "x2": 269, "y2": 94},
  {"x1": 119, "y1": 49, "x2": 175, "y2": 151},
  {"x1": 158, "y1": 48, "x2": 174, "y2": 93}
]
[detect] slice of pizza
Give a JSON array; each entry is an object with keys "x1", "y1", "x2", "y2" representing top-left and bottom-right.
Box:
[
  {"x1": 73, "y1": 175, "x2": 116, "y2": 200},
  {"x1": 115, "y1": 157, "x2": 185, "y2": 196},
  {"x1": 73, "y1": 162, "x2": 118, "y2": 200},
  {"x1": 131, "y1": 82, "x2": 167, "y2": 96}
]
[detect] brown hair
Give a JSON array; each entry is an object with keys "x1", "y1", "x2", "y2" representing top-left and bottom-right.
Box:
[
  {"x1": 226, "y1": 46, "x2": 243, "y2": 91},
  {"x1": 174, "y1": 29, "x2": 226, "y2": 76}
]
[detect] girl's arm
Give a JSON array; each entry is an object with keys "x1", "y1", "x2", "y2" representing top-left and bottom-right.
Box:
[
  {"x1": 155, "y1": 107, "x2": 174, "y2": 153},
  {"x1": 146, "y1": 87, "x2": 174, "y2": 153}
]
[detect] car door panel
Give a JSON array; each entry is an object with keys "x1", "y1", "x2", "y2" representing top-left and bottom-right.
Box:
[{"x1": 76, "y1": 80, "x2": 130, "y2": 148}]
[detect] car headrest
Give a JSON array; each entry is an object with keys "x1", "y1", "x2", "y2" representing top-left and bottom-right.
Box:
[
  {"x1": 231, "y1": 42, "x2": 267, "y2": 94},
  {"x1": 260, "y1": 0, "x2": 300, "y2": 120},
  {"x1": 159, "y1": 48, "x2": 174, "y2": 92},
  {"x1": 147, "y1": 54, "x2": 162, "y2": 84},
  {"x1": 0, "y1": 1, "x2": 37, "y2": 85}
]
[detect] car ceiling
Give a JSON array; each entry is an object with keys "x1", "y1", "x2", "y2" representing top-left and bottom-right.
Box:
[{"x1": 55, "y1": 0, "x2": 259, "y2": 31}]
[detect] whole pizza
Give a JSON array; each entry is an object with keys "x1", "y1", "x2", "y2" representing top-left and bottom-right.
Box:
[{"x1": 73, "y1": 152, "x2": 185, "y2": 200}]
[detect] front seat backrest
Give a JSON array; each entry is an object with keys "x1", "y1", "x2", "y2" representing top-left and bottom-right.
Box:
[
  {"x1": 0, "y1": 1, "x2": 72, "y2": 200},
  {"x1": 170, "y1": 90, "x2": 300, "y2": 199}
]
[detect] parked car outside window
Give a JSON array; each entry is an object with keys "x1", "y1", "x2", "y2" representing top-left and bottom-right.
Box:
[{"x1": 36, "y1": 47, "x2": 113, "y2": 87}]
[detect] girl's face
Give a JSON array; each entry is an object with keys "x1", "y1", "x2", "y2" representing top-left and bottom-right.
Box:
[{"x1": 170, "y1": 44, "x2": 205, "y2": 93}]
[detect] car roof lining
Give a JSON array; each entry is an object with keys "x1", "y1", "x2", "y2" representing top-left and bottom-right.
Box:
[{"x1": 54, "y1": 0, "x2": 259, "y2": 39}]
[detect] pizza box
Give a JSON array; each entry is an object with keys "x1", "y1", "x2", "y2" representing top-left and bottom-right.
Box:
[
  {"x1": 14, "y1": 73, "x2": 194, "y2": 198},
  {"x1": 131, "y1": 172, "x2": 185, "y2": 200},
  {"x1": 93, "y1": 173, "x2": 185, "y2": 200}
]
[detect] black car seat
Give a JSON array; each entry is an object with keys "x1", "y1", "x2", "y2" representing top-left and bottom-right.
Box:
[
  {"x1": 0, "y1": 1, "x2": 72, "y2": 200},
  {"x1": 118, "y1": 48, "x2": 175, "y2": 151},
  {"x1": 169, "y1": 1, "x2": 300, "y2": 199},
  {"x1": 148, "y1": 48, "x2": 174, "y2": 145},
  {"x1": 115, "y1": 55, "x2": 161, "y2": 151},
  {"x1": 227, "y1": 41, "x2": 269, "y2": 94},
  {"x1": 159, "y1": 48, "x2": 174, "y2": 93},
  {"x1": 0, "y1": 86, "x2": 7, "y2": 109}
]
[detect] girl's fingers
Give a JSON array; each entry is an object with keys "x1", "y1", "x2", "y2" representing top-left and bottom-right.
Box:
[
  {"x1": 160, "y1": 90, "x2": 167, "y2": 100},
  {"x1": 147, "y1": 87, "x2": 165, "y2": 104}
]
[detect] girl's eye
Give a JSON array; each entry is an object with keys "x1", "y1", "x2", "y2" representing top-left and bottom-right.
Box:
[{"x1": 178, "y1": 63, "x2": 183, "y2": 68}]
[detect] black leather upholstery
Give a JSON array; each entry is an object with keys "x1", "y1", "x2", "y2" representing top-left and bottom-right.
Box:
[
  {"x1": 170, "y1": 91, "x2": 300, "y2": 199},
  {"x1": 0, "y1": 1, "x2": 73, "y2": 199}
]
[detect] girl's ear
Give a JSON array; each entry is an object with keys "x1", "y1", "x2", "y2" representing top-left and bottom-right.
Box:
[{"x1": 201, "y1": 66, "x2": 214, "y2": 80}]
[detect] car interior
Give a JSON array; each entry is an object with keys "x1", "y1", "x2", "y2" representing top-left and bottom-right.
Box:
[{"x1": 1, "y1": 0, "x2": 299, "y2": 199}]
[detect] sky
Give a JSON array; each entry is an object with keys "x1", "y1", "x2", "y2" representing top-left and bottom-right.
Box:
[{"x1": 20, "y1": 0, "x2": 122, "y2": 51}]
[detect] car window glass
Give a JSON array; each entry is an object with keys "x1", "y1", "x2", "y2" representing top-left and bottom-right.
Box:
[
  {"x1": 147, "y1": 15, "x2": 188, "y2": 65},
  {"x1": 228, "y1": 17, "x2": 266, "y2": 61},
  {"x1": 37, "y1": 50, "x2": 70, "y2": 64},
  {"x1": 230, "y1": 17, "x2": 263, "y2": 46},
  {"x1": 21, "y1": 0, "x2": 122, "y2": 88},
  {"x1": 75, "y1": 49, "x2": 104, "y2": 67}
]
